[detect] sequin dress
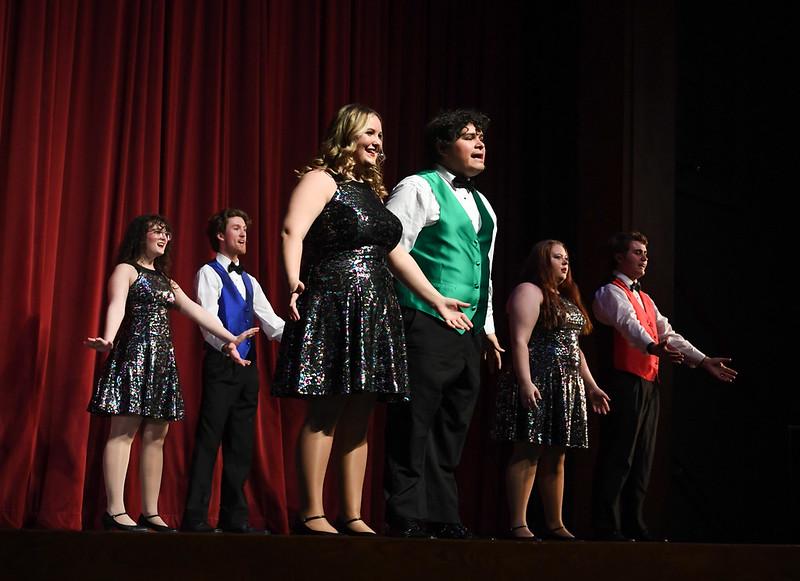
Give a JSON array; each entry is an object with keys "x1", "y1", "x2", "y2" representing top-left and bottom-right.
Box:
[
  {"x1": 493, "y1": 297, "x2": 588, "y2": 447},
  {"x1": 88, "y1": 263, "x2": 184, "y2": 421},
  {"x1": 273, "y1": 179, "x2": 408, "y2": 399}
]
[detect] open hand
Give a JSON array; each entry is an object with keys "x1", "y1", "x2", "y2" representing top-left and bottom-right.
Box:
[
  {"x1": 483, "y1": 333, "x2": 506, "y2": 373},
  {"x1": 84, "y1": 337, "x2": 113, "y2": 352},
  {"x1": 434, "y1": 297, "x2": 473, "y2": 331},
  {"x1": 702, "y1": 357, "x2": 738, "y2": 383},
  {"x1": 519, "y1": 381, "x2": 542, "y2": 410},
  {"x1": 587, "y1": 386, "x2": 611, "y2": 414}
]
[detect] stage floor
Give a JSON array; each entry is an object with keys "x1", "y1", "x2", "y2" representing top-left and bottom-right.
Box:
[{"x1": 2, "y1": 530, "x2": 798, "y2": 581}]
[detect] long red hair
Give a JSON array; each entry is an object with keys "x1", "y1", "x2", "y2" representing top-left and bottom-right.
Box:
[{"x1": 520, "y1": 239, "x2": 592, "y2": 334}]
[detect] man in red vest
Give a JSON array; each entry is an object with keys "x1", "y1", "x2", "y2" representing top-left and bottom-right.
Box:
[{"x1": 591, "y1": 231, "x2": 737, "y2": 541}]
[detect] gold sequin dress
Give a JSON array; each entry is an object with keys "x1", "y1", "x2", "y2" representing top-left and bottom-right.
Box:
[
  {"x1": 492, "y1": 298, "x2": 588, "y2": 447},
  {"x1": 272, "y1": 180, "x2": 409, "y2": 399}
]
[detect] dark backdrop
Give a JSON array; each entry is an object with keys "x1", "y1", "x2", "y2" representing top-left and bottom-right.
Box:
[{"x1": 0, "y1": 0, "x2": 791, "y2": 542}]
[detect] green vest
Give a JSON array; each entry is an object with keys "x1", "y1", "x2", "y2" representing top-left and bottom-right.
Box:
[{"x1": 395, "y1": 170, "x2": 494, "y2": 334}]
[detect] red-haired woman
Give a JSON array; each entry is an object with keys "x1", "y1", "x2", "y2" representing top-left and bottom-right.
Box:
[{"x1": 493, "y1": 240, "x2": 610, "y2": 540}]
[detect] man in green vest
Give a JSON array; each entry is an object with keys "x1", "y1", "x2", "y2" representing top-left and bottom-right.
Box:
[{"x1": 384, "y1": 109, "x2": 504, "y2": 538}]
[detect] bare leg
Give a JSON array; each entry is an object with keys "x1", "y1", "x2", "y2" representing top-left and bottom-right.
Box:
[
  {"x1": 334, "y1": 394, "x2": 377, "y2": 534},
  {"x1": 505, "y1": 442, "x2": 541, "y2": 537},
  {"x1": 296, "y1": 395, "x2": 347, "y2": 533},
  {"x1": 140, "y1": 420, "x2": 170, "y2": 527},
  {"x1": 537, "y1": 446, "x2": 574, "y2": 538},
  {"x1": 103, "y1": 415, "x2": 143, "y2": 525}
]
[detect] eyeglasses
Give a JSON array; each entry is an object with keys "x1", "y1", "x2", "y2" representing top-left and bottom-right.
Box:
[{"x1": 148, "y1": 228, "x2": 172, "y2": 240}]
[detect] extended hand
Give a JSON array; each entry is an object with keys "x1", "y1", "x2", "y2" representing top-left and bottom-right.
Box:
[
  {"x1": 84, "y1": 337, "x2": 113, "y2": 352},
  {"x1": 587, "y1": 386, "x2": 611, "y2": 415},
  {"x1": 651, "y1": 340, "x2": 685, "y2": 364},
  {"x1": 434, "y1": 297, "x2": 474, "y2": 331},
  {"x1": 223, "y1": 342, "x2": 252, "y2": 367},
  {"x1": 288, "y1": 281, "x2": 306, "y2": 321},
  {"x1": 519, "y1": 382, "x2": 542, "y2": 410},
  {"x1": 483, "y1": 333, "x2": 506, "y2": 372},
  {"x1": 701, "y1": 357, "x2": 738, "y2": 383}
]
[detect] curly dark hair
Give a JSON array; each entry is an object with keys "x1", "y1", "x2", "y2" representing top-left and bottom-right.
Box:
[
  {"x1": 206, "y1": 208, "x2": 252, "y2": 252},
  {"x1": 520, "y1": 239, "x2": 592, "y2": 334},
  {"x1": 297, "y1": 103, "x2": 388, "y2": 198},
  {"x1": 115, "y1": 214, "x2": 173, "y2": 276},
  {"x1": 424, "y1": 109, "x2": 490, "y2": 167}
]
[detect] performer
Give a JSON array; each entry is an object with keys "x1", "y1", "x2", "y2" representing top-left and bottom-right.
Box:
[
  {"x1": 181, "y1": 209, "x2": 284, "y2": 534},
  {"x1": 493, "y1": 240, "x2": 610, "y2": 541},
  {"x1": 384, "y1": 109, "x2": 504, "y2": 539},
  {"x1": 592, "y1": 231, "x2": 737, "y2": 541},
  {"x1": 273, "y1": 104, "x2": 472, "y2": 536},
  {"x1": 86, "y1": 214, "x2": 257, "y2": 533}
]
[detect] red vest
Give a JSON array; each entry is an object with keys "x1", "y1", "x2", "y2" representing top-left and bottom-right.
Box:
[{"x1": 611, "y1": 278, "x2": 659, "y2": 381}]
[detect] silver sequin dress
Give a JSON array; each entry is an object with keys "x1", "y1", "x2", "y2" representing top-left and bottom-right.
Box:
[
  {"x1": 493, "y1": 298, "x2": 588, "y2": 447},
  {"x1": 88, "y1": 263, "x2": 184, "y2": 421},
  {"x1": 272, "y1": 180, "x2": 409, "y2": 399}
]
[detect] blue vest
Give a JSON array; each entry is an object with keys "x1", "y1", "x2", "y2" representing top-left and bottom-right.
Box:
[{"x1": 208, "y1": 260, "x2": 255, "y2": 359}]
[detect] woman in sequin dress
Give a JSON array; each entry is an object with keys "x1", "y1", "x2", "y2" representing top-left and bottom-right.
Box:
[
  {"x1": 85, "y1": 215, "x2": 258, "y2": 532},
  {"x1": 493, "y1": 240, "x2": 610, "y2": 540},
  {"x1": 274, "y1": 104, "x2": 473, "y2": 536}
]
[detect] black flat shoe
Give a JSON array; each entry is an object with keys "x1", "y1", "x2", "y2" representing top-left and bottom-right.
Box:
[
  {"x1": 336, "y1": 517, "x2": 377, "y2": 537},
  {"x1": 293, "y1": 515, "x2": 338, "y2": 536},
  {"x1": 138, "y1": 514, "x2": 177, "y2": 533},
  {"x1": 385, "y1": 519, "x2": 434, "y2": 539},
  {"x1": 504, "y1": 524, "x2": 542, "y2": 541},
  {"x1": 541, "y1": 525, "x2": 578, "y2": 541},
  {"x1": 102, "y1": 512, "x2": 148, "y2": 533},
  {"x1": 430, "y1": 522, "x2": 474, "y2": 540}
]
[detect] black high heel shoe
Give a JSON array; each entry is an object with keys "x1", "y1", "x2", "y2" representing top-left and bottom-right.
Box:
[
  {"x1": 336, "y1": 517, "x2": 377, "y2": 537},
  {"x1": 504, "y1": 524, "x2": 541, "y2": 541},
  {"x1": 138, "y1": 514, "x2": 178, "y2": 533},
  {"x1": 293, "y1": 515, "x2": 338, "y2": 536},
  {"x1": 102, "y1": 512, "x2": 148, "y2": 532}
]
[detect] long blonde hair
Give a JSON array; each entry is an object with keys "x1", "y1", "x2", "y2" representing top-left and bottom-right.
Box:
[{"x1": 297, "y1": 103, "x2": 387, "y2": 198}]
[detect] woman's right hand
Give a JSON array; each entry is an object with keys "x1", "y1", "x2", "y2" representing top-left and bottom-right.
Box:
[
  {"x1": 519, "y1": 381, "x2": 542, "y2": 410},
  {"x1": 288, "y1": 280, "x2": 305, "y2": 321},
  {"x1": 84, "y1": 337, "x2": 113, "y2": 352}
]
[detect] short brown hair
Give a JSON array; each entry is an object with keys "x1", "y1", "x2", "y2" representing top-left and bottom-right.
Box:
[{"x1": 207, "y1": 208, "x2": 252, "y2": 252}]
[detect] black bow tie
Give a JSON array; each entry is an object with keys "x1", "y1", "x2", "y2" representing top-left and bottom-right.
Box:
[
  {"x1": 452, "y1": 176, "x2": 477, "y2": 193},
  {"x1": 228, "y1": 262, "x2": 243, "y2": 275},
  {"x1": 629, "y1": 282, "x2": 641, "y2": 292}
]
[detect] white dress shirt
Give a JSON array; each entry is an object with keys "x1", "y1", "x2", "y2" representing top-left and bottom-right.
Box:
[
  {"x1": 592, "y1": 271, "x2": 705, "y2": 366},
  {"x1": 195, "y1": 253, "x2": 284, "y2": 351},
  {"x1": 385, "y1": 165, "x2": 498, "y2": 335}
]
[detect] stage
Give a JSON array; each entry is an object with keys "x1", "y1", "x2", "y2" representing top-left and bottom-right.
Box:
[{"x1": 2, "y1": 530, "x2": 797, "y2": 581}]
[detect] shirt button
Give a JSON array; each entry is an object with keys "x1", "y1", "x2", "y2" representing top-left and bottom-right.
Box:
[{"x1": 474, "y1": 284, "x2": 479, "y2": 289}]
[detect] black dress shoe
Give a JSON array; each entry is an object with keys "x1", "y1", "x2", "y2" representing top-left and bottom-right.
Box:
[
  {"x1": 504, "y1": 525, "x2": 542, "y2": 541},
  {"x1": 631, "y1": 530, "x2": 668, "y2": 542},
  {"x1": 180, "y1": 521, "x2": 221, "y2": 533},
  {"x1": 221, "y1": 523, "x2": 271, "y2": 535},
  {"x1": 102, "y1": 512, "x2": 148, "y2": 533},
  {"x1": 293, "y1": 515, "x2": 339, "y2": 536},
  {"x1": 385, "y1": 519, "x2": 434, "y2": 539},
  {"x1": 138, "y1": 514, "x2": 177, "y2": 533},
  {"x1": 430, "y1": 522, "x2": 474, "y2": 540},
  {"x1": 335, "y1": 517, "x2": 377, "y2": 537},
  {"x1": 541, "y1": 526, "x2": 578, "y2": 542},
  {"x1": 594, "y1": 530, "x2": 635, "y2": 542}
]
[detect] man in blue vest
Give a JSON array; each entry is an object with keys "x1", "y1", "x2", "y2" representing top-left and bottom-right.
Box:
[
  {"x1": 384, "y1": 110, "x2": 504, "y2": 538},
  {"x1": 182, "y1": 208, "x2": 284, "y2": 533}
]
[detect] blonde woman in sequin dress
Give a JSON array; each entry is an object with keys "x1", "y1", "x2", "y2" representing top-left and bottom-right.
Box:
[
  {"x1": 273, "y1": 104, "x2": 473, "y2": 536},
  {"x1": 85, "y1": 214, "x2": 258, "y2": 532},
  {"x1": 493, "y1": 240, "x2": 610, "y2": 540}
]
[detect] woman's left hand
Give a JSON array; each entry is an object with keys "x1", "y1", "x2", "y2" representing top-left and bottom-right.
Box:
[
  {"x1": 84, "y1": 337, "x2": 113, "y2": 352},
  {"x1": 587, "y1": 386, "x2": 611, "y2": 415},
  {"x1": 434, "y1": 297, "x2": 474, "y2": 331}
]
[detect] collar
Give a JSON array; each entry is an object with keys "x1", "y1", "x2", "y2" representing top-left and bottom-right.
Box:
[
  {"x1": 215, "y1": 253, "x2": 239, "y2": 271},
  {"x1": 613, "y1": 271, "x2": 638, "y2": 289}
]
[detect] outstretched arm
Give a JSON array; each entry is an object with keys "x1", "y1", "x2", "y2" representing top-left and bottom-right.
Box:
[{"x1": 387, "y1": 245, "x2": 473, "y2": 331}]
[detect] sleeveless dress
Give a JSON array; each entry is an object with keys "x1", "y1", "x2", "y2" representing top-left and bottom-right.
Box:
[
  {"x1": 492, "y1": 297, "x2": 588, "y2": 447},
  {"x1": 272, "y1": 179, "x2": 409, "y2": 400},
  {"x1": 88, "y1": 263, "x2": 184, "y2": 421}
]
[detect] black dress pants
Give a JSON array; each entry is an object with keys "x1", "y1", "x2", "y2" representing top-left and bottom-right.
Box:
[
  {"x1": 592, "y1": 370, "x2": 659, "y2": 535},
  {"x1": 385, "y1": 309, "x2": 482, "y2": 525},
  {"x1": 183, "y1": 348, "x2": 259, "y2": 528}
]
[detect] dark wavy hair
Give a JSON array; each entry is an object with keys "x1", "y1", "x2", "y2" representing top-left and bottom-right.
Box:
[
  {"x1": 424, "y1": 109, "x2": 490, "y2": 167},
  {"x1": 520, "y1": 239, "x2": 592, "y2": 334},
  {"x1": 609, "y1": 231, "x2": 649, "y2": 270},
  {"x1": 297, "y1": 103, "x2": 387, "y2": 198},
  {"x1": 115, "y1": 214, "x2": 173, "y2": 276},
  {"x1": 206, "y1": 208, "x2": 252, "y2": 252}
]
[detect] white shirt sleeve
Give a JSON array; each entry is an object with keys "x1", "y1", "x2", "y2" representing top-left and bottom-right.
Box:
[
  {"x1": 195, "y1": 265, "x2": 227, "y2": 352},
  {"x1": 385, "y1": 175, "x2": 440, "y2": 251},
  {"x1": 250, "y1": 276, "x2": 285, "y2": 342},
  {"x1": 652, "y1": 303, "x2": 706, "y2": 366}
]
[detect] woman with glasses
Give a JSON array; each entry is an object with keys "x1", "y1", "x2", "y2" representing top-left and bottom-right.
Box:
[{"x1": 85, "y1": 214, "x2": 257, "y2": 532}]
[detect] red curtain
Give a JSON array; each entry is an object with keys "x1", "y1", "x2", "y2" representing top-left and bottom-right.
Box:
[{"x1": 0, "y1": 0, "x2": 538, "y2": 532}]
